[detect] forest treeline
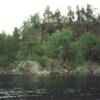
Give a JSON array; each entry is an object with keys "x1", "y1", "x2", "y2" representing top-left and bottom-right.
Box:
[{"x1": 0, "y1": 4, "x2": 100, "y2": 70}]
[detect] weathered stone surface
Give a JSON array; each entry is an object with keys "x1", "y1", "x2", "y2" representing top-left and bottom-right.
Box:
[
  {"x1": 11, "y1": 59, "x2": 68, "y2": 75},
  {"x1": 2, "y1": 60, "x2": 100, "y2": 76},
  {"x1": 46, "y1": 59, "x2": 68, "y2": 74},
  {"x1": 93, "y1": 67, "x2": 100, "y2": 75},
  {"x1": 73, "y1": 67, "x2": 91, "y2": 75},
  {"x1": 72, "y1": 63, "x2": 100, "y2": 76},
  {"x1": 13, "y1": 61, "x2": 45, "y2": 75}
]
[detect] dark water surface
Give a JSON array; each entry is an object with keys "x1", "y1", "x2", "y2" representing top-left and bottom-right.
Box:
[{"x1": 0, "y1": 74, "x2": 100, "y2": 100}]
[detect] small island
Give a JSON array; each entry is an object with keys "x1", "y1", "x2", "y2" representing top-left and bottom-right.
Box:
[
  {"x1": 0, "y1": 3, "x2": 100, "y2": 100},
  {"x1": 0, "y1": 5, "x2": 100, "y2": 76}
]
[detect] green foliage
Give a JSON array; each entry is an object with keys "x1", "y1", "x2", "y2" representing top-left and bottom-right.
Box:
[
  {"x1": 0, "y1": 33, "x2": 16, "y2": 66},
  {"x1": 16, "y1": 50, "x2": 26, "y2": 61},
  {"x1": 79, "y1": 32, "x2": 100, "y2": 62},
  {"x1": 0, "y1": 5, "x2": 100, "y2": 72},
  {"x1": 0, "y1": 54, "x2": 9, "y2": 66},
  {"x1": 32, "y1": 55, "x2": 48, "y2": 65},
  {"x1": 46, "y1": 29, "x2": 75, "y2": 64},
  {"x1": 72, "y1": 41, "x2": 85, "y2": 66}
]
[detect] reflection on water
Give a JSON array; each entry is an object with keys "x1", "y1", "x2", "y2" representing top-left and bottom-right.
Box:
[{"x1": 0, "y1": 75, "x2": 99, "y2": 100}]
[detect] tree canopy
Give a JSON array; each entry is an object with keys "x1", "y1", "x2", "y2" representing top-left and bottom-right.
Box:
[{"x1": 0, "y1": 4, "x2": 100, "y2": 70}]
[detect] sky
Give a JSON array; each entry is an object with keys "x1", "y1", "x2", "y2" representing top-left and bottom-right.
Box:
[{"x1": 0, "y1": 0, "x2": 99, "y2": 34}]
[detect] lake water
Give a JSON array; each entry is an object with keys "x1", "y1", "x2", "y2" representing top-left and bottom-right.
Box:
[{"x1": 0, "y1": 74, "x2": 100, "y2": 100}]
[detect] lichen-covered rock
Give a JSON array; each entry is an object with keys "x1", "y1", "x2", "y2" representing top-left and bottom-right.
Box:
[
  {"x1": 11, "y1": 59, "x2": 68, "y2": 75},
  {"x1": 13, "y1": 61, "x2": 44, "y2": 75},
  {"x1": 74, "y1": 67, "x2": 90, "y2": 75},
  {"x1": 93, "y1": 66, "x2": 100, "y2": 75},
  {"x1": 72, "y1": 63, "x2": 100, "y2": 76},
  {"x1": 46, "y1": 59, "x2": 68, "y2": 74}
]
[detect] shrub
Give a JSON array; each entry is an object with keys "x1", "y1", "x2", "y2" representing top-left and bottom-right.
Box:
[
  {"x1": 32, "y1": 55, "x2": 48, "y2": 65},
  {"x1": 79, "y1": 32, "x2": 100, "y2": 63}
]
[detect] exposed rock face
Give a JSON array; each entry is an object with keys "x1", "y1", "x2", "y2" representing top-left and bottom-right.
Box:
[
  {"x1": 73, "y1": 63, "x2": 100, "y2": 76},
  {"x1": 93, "y1": 67, "x2": 100, "y2": 75},
  {"x1": 12, "y1": 61, "x2": 50, "y2": 75},
  {"x1": 12, "y1": 59, "x2": 68, "y2": 75},
  {"x1": 3, "y1": 60, "x2": 100, "y2": 76},
  {"x1": 73, "y1": 67, "x2": 91, "y2": 75},
  {"x1": 46, "y1": 59, "x2": 68, "y2": 74}
]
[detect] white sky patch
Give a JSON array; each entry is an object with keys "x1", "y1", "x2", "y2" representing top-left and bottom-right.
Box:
[{"x1": 0, "y1": 0, "x2": 99, "y2": 34}]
